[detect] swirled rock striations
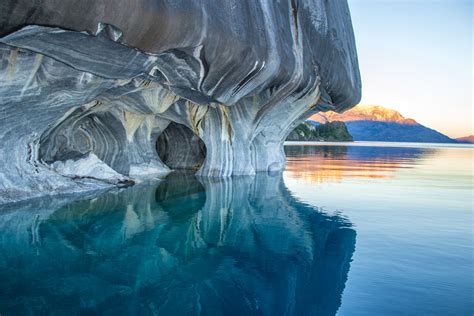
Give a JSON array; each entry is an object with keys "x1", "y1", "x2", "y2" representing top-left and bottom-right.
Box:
[{"x1": 0, "y1": 0, "x2": 361, "y2": 204}]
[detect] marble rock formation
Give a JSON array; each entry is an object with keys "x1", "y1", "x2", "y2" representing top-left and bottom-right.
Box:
[{"x1": 0, "y1": 0, "x2": 361, "y2": 204}]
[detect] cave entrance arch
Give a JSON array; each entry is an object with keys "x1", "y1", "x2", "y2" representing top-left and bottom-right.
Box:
[{"x1": 156, "y1": 122, "x2": 207, "y2": 171}]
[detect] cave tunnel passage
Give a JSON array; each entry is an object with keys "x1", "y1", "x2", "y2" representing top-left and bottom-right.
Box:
[
  {"x1": 39, "y1": 110, "x2": 130, "y2": 175},
  {"x1": 156, "y1": 122, "x2": 207, "y2": 171}
]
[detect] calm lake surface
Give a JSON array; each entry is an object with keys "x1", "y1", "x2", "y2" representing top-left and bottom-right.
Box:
[{"x1": 0, "y1": 142, "x2": 472, "y2": 315}]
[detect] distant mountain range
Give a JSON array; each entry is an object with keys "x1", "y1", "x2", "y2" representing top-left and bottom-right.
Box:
[
  {"x1": 308, "y1": 105, "x2": 458, "y2": 143},
  {"x1": 455, "y1": 135, "x2": 474, "y2": 144}
]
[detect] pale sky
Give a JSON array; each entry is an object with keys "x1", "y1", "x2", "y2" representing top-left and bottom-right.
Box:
[{"x1": 348, "y1": 0, "x2": 473, "y2": 138}]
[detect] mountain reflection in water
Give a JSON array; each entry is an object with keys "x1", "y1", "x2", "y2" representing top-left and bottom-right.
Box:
[
  {"x1": 0, "y1": 173, "x2": 355, "y2": 315},
  {"x1": 284, "y1": 144, "x2": 436, "y2": 183}
]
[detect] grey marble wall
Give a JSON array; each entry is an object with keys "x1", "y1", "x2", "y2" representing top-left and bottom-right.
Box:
[{"x1": 0, "y1": 0, "x2": 361, "y2": 204}]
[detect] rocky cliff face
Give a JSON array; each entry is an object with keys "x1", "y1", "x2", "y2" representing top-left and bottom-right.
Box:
[{"x1": 0, "y1": 0, "x2": 361, "y2": 204}]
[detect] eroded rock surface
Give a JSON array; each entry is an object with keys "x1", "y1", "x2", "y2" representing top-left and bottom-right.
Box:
[{"x1": 0, "y1": 0, "x2": 361, "y2": 204}]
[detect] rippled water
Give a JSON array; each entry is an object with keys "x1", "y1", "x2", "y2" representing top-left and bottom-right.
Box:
[{"x1": 0, "y1": 142, "x2": 472, "y2": 315}]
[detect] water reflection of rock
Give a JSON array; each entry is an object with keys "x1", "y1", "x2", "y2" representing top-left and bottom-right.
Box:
[
  {"x1": 0, "y1": 173, "x2": 356, "y2": 315},
  {"x1": 285, "y1": 145, "x2": 436, "y2": 183}
]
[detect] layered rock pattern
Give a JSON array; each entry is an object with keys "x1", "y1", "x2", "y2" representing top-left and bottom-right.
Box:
[{"x1": 0, "y1": 0, "x2": 360, "y2": 203}]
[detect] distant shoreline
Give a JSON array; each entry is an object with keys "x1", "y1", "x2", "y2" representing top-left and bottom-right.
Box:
[{"x1": 284, "y1": 141, "x2": 474, "y2": 149}]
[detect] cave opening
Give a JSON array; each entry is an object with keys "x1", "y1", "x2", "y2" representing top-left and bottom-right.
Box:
[
  {"x1": 38, "y1": 110, "x2": 130, "y2": 174},
  {"x1": 156, "y1": 122, "x2": 207, "y2": 171}
]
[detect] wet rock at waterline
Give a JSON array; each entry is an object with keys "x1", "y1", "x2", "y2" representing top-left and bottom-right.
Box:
[{"x1": 0, "y1": 0, "x2": 361, "y2": 204}]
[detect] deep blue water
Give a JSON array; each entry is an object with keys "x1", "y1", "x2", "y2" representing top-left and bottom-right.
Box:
[{"x1": 0, "y1": 142, "x2": 472, "y2": 315}]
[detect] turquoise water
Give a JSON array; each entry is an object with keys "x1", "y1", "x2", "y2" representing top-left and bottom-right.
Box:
[{"x1": 0, "y1": 142, "x2": 472, "y2": 315}]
